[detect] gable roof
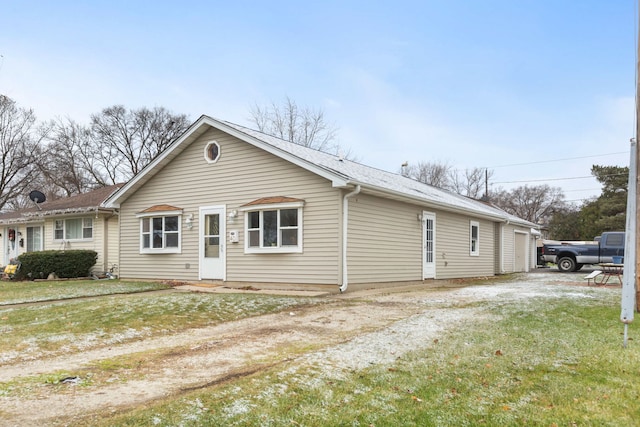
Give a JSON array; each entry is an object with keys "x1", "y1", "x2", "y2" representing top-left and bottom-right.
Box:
[
  {"x1": 0, "y1": 184, "x2": 122, "y2": 224},
  {"x1": 104, "y1": 116, "x2": 537, "y2": 228}
]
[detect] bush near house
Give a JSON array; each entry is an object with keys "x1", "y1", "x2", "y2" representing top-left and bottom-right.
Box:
[{"x1": 17, "y1": 250, "x2": 98, "y2": 280}]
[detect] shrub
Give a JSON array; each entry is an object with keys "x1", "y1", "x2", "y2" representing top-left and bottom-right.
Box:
[{"x1": 17, "y1": 250, "x2": 98, "y2": 280}]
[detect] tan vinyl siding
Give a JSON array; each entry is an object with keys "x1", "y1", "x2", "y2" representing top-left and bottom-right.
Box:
[
  {"x1": 118, "y1": 129, "x2": 341, "y2": 284},
  {"x1": 346, "y1": 194, "x2": 423, "y2": 283},
  {"x1": 494, "y1": 222, "x2": 501, "y2": 274},
  {"x1": 435, "y1": 212, "x2": 495, "y2": 279},
  {"x1": 105, "y1": 214, "x2": 119, "y2": 273}
]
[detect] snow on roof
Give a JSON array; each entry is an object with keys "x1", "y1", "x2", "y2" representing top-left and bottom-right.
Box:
[
  {"x1": 0, "y1": 185, "x2": 122, "y2": 224},
  {"x1": 219, "y1": 119, "x2": 537, "y2": 227},
  {"x1": 103, "y1": 115, "x2": 537, "y2": 228}
]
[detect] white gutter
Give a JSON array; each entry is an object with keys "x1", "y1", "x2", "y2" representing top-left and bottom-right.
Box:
[{"x1": 339, "y1": 185, "x2": 361, "y2": 293}]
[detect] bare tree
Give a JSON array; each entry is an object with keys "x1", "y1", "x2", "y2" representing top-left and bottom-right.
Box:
[
  {"x1": 90, "y1": 105, "x2": 190, "y2": 183},
  {"x1": 491, "y1": 184, "x2": 566, "y2": 224},
  {"x1": 0, "y1": 95, "x2": 46, "y2": 210},
  {"x1": 250, "y1": 97, "x2": 346, "y2": 155},
  {"x1": 450, "y1": 167, "x2": 493, "y2": 199},
  {"x1": 400, "y1": 161, "x2": 492, "y2": 199},
  {"x1": 401, "y1": 161, "x2": 453, "y2": 188},
  {"x1": 37, "y1": 118, "x2": 97, "y2": 197}
]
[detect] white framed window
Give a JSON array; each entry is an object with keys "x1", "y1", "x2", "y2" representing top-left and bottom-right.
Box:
[
  {"x1": 242, "y1": 202, "x2": 303, "y2": 254},
  {"x1": 137, "y1": 209, "x2": 182, "y2": 254},
  {"x1": 204, "y1": 140, "x2": 221, "y2": 164},
  {"x1": 53, "y1": 218, "x2": 93, "y2": 241},
  {"x1": 470, "y1": 221, "x2": 480, "y2": 256}
]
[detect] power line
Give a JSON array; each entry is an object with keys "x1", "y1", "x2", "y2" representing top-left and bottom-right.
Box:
[
  {"x1": 563, "y1": 188, "x2": 601, "y2": 193},
  {"x1": 483, "y1": 151, "x2": 629, "y2": 169},
  {"x1": 492, "y1": 172, "x2": 628, "y2": 185}
]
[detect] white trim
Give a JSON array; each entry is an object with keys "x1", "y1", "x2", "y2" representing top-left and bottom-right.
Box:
[
  {"x1": 243, "y1": 207, "x2": 303, "y2": 254},
  {"x1": 139, "y1": 214, "x2": 182, "y2": 254},
  {"x1": 136, "y1": 208, "x2": 182, "y2": 218},
  {"x1": 52, "y1": 217, "x2": 94, "y2": 242},
  {"x1": 203, "y1": 140, "x2": 221, "y2": 164},
  {"x1": 470, "y1": 220, "x2": 480, "y2": 257},
  {"x1": 238, "y1": 201, "x2": 304, "y2": 212},
  {"x1": 199, "y1": 205, "x2": 226, "y2": 280},
  {"x1": 514, "y1": 229, "x2": 530, "y2": 272},
  {"x1": 26, "y1": 225, "x2": 44, "y2": 252},
  {"x1": 422, "y1": 211, "x2": 436, "y2": 279}
]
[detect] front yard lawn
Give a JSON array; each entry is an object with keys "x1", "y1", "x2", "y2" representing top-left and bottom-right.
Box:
[
  {"x1": 0, "y1": 281, "x2": 323, "y2": 364},
  {"x1": 0, "y1": 279, "x2": 171, "y2": 306}
]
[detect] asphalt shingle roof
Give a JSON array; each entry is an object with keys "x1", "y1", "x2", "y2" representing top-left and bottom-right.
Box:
[
  {"x1": 0, "y1": 184, "x2": 122, "y2": 224},
  {"x1": 219, "y1": 119, "x2": 537, "y2": 228}
]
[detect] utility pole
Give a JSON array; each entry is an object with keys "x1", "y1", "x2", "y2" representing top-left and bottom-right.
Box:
[
  {"x1": 620, "y1": 3, "x2": 640, "y2": 346},
  {"x1": 636, "y1": 0, "x2": 640, "y2": 314},
  {"x1": 485, "y1": 168, "x2": 489, "y2": 199}
]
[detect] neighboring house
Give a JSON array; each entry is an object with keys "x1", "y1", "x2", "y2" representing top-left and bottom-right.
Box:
[
  {"x1": 0, "y1": 185, "x2": 122, "y2": 274},
  {"x1": 104, "y1": 115, "x2": 539, "y2": 292}
]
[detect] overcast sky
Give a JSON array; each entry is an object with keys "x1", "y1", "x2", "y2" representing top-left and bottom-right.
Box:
[{"x1": 0, "y1": 1, "x2": 635, "y2": 202}]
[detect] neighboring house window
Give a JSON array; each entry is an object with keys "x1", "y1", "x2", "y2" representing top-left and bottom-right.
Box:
[
  {"x1": 470, "y1": 221, "x2": 480, "y2": 256},
  {"x1": 137, "y1": 208, "x2": 182, "y2": 254},
  {"x1": 26, "y1": 226, "x2": 43, "y2": 252},
  {"x1": 54, "y1": 218, "x2": 93, "y2": 240},
  {"x1": 204, "y1": 140, "x2": 221, "y2": 163},
  {"x1": 241, "y1": 198, "x2": 304, "y2": 253}
]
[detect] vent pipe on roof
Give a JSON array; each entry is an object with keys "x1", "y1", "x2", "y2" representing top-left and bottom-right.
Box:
[{"x1": 339, "y1": 185, "x2": 361, "y2": 293}]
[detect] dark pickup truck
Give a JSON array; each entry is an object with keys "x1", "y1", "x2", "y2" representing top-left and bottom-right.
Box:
[{"x1": 541, "y1": 231, "x2": 625, "y2": 272}]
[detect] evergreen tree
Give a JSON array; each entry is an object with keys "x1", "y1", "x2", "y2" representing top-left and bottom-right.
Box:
[{"x1": 577, "y1": 165, "x2": 628, "y2": 239}]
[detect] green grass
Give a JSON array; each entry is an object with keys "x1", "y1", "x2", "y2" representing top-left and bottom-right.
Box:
[
  {"x1": 0, "y1": 290, "x2": 325, "y2": 363},
  {"x1": 0, "y1": 279, "x2": 171, "y2": 305},
  {"x1": 89, "y1": 287, "x2": 640, "y2": 427}
]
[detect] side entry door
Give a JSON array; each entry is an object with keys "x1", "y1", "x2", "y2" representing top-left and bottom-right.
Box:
[{"x1": 423, "y1": 211, "x2": 436, "y2": 279}]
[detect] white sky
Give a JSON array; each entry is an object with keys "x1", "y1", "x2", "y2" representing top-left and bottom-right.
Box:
[{"x1": 0, "y1": 0, "x2": 635, "y2": 203}]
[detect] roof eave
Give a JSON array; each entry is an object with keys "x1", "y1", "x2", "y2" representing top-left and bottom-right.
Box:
[{"x1": 354, "y1": 182, "x2": 537, "y2": 227}]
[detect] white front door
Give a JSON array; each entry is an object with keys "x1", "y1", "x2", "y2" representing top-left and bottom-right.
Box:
[
  {"x1": 199, "y1": 206, "x2": 226, "y2": 280},
  {"x1": 423, "y1": 211, "x2": 436, "y2": 279}
]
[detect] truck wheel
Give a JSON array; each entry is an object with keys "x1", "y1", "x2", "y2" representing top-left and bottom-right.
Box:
[{"x1": 557, "y1": 257, "x2": 577, "y2": 272}]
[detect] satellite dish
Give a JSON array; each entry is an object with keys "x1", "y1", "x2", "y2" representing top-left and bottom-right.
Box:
[{"x1": 29, "y1": 190, "x2": 46, "y2": 210}]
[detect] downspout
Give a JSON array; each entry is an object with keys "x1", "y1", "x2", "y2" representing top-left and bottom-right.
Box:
[
  {"x1": 340, "y1": 185, "x2": 361, "y2": 293},
  {"x1": 501, "y1": 219, "x2": 511, "y2": 274}
]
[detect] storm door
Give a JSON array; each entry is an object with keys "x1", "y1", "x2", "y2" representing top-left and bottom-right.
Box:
[{"x1": 199, "y1": 206, "x2": 226, "y2": 280}]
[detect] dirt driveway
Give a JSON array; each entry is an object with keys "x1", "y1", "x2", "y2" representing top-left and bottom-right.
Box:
[{"x1": 0, "y1": 271, "x2": 605, "y2": 426}]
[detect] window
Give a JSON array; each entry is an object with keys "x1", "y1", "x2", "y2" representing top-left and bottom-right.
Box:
[
  {"x1": 244, "y1": 207, "x2": 302, "y2": 253},
  {"x1": 470, "y1": 221, "x2": 479, "y2": 256},
  {"x1": 140, "y1": 215, "x2": 180, "y2": 253},
  {"x1": 26, "y1": 226, "x2": 43, "y2": 252},
  {"x1": 53, "y1": 218, "x2": 93, "y2": 240},
  {"x1": 204, "y1": 140, "x2": 221, "y2": 163},
  {"x1": 137, "y1": 205, "x2": 183, "y2": 254}
]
